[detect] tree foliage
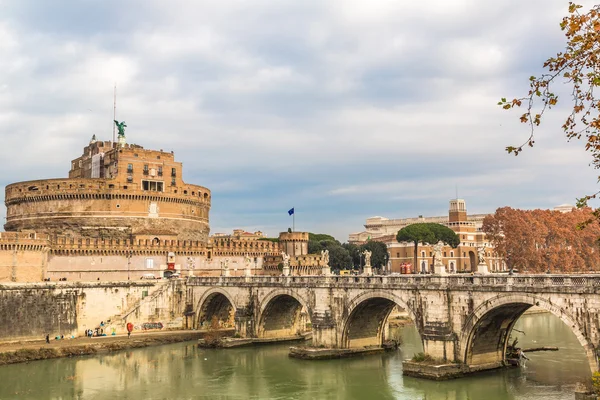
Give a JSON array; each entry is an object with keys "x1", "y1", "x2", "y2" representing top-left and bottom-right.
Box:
[
  {"x1": 499, "y1": 3, "x2": 600, "y2": 209},
  {"x1": 342, "y1": 243, "x2": 361, "y2": 269},
  {"x1": 482, "y1": 206, "x2": 600, "y2": 273},
  {"x1": 325, "y1": 244, "x2": 352, "y2": 271},
  {"x1": 306, "y1": 233, "x2": 351, "y2": 270},
  {"x1": 396, "y1": 223, "x2": 459, "y2": 271},
  {"x1": 309, "y1": 233, "x2": 337, "y2": 242}
]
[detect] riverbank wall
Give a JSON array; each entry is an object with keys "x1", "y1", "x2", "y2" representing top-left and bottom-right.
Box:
[
  {"x1": 0, "y1": 281, "x2": 188, "y2": 342},
  {"x1": 0, "y1": 330, "x2": 226, "y2": 366}
]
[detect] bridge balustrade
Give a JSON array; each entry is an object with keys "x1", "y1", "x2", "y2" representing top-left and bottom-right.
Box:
[{"x1": 187, "y1": 273, "x2": 600, "y2": 289}]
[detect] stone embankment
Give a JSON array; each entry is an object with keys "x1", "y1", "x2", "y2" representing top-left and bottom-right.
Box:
[{"x1": 0, "y1": 330, "x2": 227, "y2": 366}]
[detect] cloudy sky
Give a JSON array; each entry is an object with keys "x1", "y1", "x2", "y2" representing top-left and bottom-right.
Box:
[{"x1": 1, "y1": 0, "x2": 598, "y2": 241}]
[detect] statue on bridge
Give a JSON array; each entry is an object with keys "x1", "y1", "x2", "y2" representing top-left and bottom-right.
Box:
[
  {"x1": 321, "y1": 249, "x2": 330, "y2": 266},
  {"x1": 433, "y1": 241, "x2": 444, "y2": 267},
  {"x1": 244, "y1": 255, "x2": 253, "y2": 277},
  {"x1": 281, "y1": 252, "x2": 291, "y2": 276},
  {"x1": 362, "y1": 250, "x2": 372, "y2": 267},
  {"x1": 221, "y1": 258, "x2": 230, "y2": 277},
  {"x1": 281, "y1": 252, "x2": 290, "y2": 268},
  {"x1": 477, "y1": 246, "x2": 486, "y2": 264}
]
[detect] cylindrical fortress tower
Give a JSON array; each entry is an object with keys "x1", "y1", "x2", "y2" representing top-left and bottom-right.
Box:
[
  {"x1": 5, "y1": 138, "x2": 211, "y2": 242},
  {"x1": 278, "y1": 232, "x2": 309, "y2": 257}
]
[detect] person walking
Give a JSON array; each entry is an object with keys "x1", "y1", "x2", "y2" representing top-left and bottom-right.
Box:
[
  {"x1": 45, "y1": 334, "x2": 50, "y2": 344},
  {"x1": 127, "y1": 322, "x2": 134, "y2": 339}
]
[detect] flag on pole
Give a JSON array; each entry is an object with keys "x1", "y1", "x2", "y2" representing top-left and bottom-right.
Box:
[{"x1": 288, "y1": 208, "x2": 295, "y2": 216}]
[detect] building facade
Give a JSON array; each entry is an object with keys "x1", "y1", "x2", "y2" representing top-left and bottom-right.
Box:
[{"x1": 350, "y1": 199, "x2": 505, "y2": 273}]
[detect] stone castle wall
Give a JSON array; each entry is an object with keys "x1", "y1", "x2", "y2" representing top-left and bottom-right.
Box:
[
  {"x1": 0, "y1": 281, "x2": 184, "y2": 341},
  {"x1": 5, "y1": 178, "x2": 211, "y2": 241},
  {"x1": 0, "y1": 233, "x2": 281, "y2": 282},
  {"x1": 0, "y1": 232, "x2": 49, "y2": 282}
]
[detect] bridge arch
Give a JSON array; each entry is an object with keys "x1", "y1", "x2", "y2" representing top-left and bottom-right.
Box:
[
  {"x1": 196, "y1": 288, "x2": 236, "y2": 330},
  {"x1": 257, "y1": 289, "x2": 312, "y2": 339},
  {"x1": 459, "y1": 293, "x2": 596, "y2": 373},
  {"x1": 341, "y1": 291, "x2": 418, "y2": 349}
]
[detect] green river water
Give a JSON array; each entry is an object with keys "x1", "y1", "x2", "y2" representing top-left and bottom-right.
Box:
[{"x1": 0, "y1": 313, "x2": 591, "y2": 400}]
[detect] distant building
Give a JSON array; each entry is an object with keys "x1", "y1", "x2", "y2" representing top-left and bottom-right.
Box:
[
  {"x1": 350, "y1": 199, "x2": 504, "y2": 273},
  {"x1": 554, "y1": 204, "x2": 575, "y2": 213}
]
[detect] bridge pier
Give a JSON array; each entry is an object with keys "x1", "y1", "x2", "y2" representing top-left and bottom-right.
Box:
[
  {"x1": 311, "y1": 309, "x2": 337, "y2": 347},
  {"x1": 234, "y1": 307, "x2": 254, "y2": 338},
  {"x1": 421, "y1": 322, "x2": 458, "y2": 363}
]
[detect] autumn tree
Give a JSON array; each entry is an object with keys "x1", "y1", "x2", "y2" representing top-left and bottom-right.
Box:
[
  {"x1": 482, "y1": 206, "x2": 600, "y2": 273},
  {"x1": 396, "y1": 223, "x2": 459, "y2": 271},
  {"x1": 499, "y1": 3, "x2": 600, "y2": 214}
]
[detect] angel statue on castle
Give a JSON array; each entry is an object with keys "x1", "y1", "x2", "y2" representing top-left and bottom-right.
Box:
[{"x1": 114, "y1": 120, "x2": 127, "y2": 137}]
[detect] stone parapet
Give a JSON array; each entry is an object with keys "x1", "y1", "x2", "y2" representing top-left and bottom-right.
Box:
[{"x1": 188, "y1": 274, "x2": 600, "y2": 293}]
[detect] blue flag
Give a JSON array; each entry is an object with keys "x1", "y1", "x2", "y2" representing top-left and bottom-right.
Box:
[{"x1": 288, "y1": 208, "x2": 294, "y2": 216}]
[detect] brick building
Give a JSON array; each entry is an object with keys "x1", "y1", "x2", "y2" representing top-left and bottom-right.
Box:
[{"x1": 349, "y1": 199, "x2": 505, "y2": 273}]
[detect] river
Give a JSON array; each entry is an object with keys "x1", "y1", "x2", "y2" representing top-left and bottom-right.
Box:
[{"x1": 0, "y1": 313, "x2": 590, "y2": 399}]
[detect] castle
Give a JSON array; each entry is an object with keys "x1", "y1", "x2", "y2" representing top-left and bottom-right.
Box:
[{"x1": 0, "y1": 134, "x2": 310, "y2": 282}]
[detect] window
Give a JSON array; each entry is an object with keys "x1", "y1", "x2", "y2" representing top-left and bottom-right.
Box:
[
  {"x1": 171, "y1": 178, "x2": 176, "y2": 186},
  {"x1": 142, "y1": 180, "x2": 164, "y2": 192},
  {"x1": 145, "y1": 258, "x2": 154, "y2": 269},
  {"x1": 443, "y1": 252, "x2": 447, "y2": 257},
  {"x1": 143, "y1": 164, "x2": 149, "y2": 175},
  {"x1": 450, "y1": 251, "x2": 454, "y2": 257},
  {"x1": 127, "y1": 164, "x2": 133, "y2": 173},
  {"x1": 127, "y1": 175, "x2": 133, "y2": 183},
  {"x1": 158, "y1": 166, "x2": 163, "y2": 176},
  {"x1": 171, "y1": 168, "x2": 176, "y2": 177},
  {"x1": 396, "y1": 252, "x2": 400, "y2": 258}
]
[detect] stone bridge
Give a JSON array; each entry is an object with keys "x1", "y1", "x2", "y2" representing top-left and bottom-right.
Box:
[{"x1": 187, "y1": 274, "x2": 600, "y2": 373}]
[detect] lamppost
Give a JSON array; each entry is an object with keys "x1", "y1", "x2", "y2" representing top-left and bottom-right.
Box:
[
  {"x1": 127, "y1": 250, "x2": 132, "y2": 281},
  {"x1": 384, "y1": 253, "x2": 390, "y2": 275},
  {"x1": 359, "y1": 252, "x2": 364, "y2": 274}
]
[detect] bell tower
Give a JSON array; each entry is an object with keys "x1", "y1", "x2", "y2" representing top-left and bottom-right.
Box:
[{"x1": 449, "y1": 199, "x2": 467, "y2": 223}]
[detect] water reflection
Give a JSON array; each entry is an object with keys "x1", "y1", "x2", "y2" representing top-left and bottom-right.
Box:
[{"x1": 0, "y1": 313, "x2": 590, "y2": 400}]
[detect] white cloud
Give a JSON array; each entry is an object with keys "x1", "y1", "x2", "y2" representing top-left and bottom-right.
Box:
[{"x1": 1, "y1": 0, "x2": 598, "y2": 241}]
